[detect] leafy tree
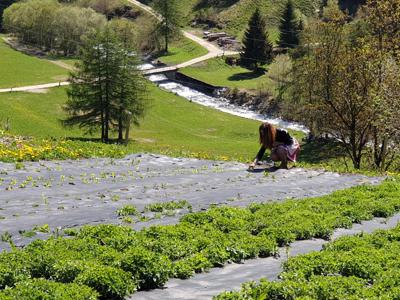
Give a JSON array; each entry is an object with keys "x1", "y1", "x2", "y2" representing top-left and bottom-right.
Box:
[
  {"x1": 88, "y1": 0, "x2": 121, "y2": 20},
  {"x1": 290, "y1": 0, "x2": 400, "y2": 170},
  {"x1": 240, "y1": 8, "x2": 273, "y2": 70},
  {"x1": 291, "y1": 3, "x2": 375, "y2": 169},
  {"x1": 54, "y1": 6, "x2": 106, "y2": 56},
  {"x1": 63, "y1": 27, "x2": 147, "y2": 143},
  {"x1": 278, "y1": 0, "x2": 301, "y2": 48},
  {"x1": 365, "y1": 0, "x2": 400, "y2": 170},
  {"x1": 3, "y1": 0, "x2": 105, "y2": 55},
  {"x1": 109, "y1": 18, "x2": 138, "y2": 50},
  {"x1": 153, "y1": 0, "x2": 181, "y2": 52}
]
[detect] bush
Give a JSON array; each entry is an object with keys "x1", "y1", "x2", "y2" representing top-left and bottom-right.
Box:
[
  {"x1": 120, "y1": 247, "x2": 172, "y2": 290},
  {"x1": 0, "y1": 278, "x2": 98, "y2": 300},
  {"x1": 3, "y1": 0, "x2": 106, "y2": 55},
  {"x1": 116, "y1": 205, "x2": 138, "y2": 217},
  {"x1": 0, "y1": 252, "x2": 30, "y2": 289},
  {"x1": 74, "y1": 265, "x2": 136, "y2": 300}
]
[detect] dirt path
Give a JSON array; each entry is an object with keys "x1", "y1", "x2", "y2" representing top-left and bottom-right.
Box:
[
  {"x1": 0, "y1": 154, "x2": 381, "y2": 251},
  {"x1": 0, "y1": 82, "x2": 70, "y2": 93}
]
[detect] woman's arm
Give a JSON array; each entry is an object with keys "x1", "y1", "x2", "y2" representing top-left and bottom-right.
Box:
[{"x1": 249, "y1": 146, "x2": 266, "y2": 169}]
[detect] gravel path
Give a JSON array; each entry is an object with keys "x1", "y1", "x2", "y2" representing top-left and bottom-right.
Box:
[{"x1": 0, "y1": 154, "x2": 381, "y2": 250}]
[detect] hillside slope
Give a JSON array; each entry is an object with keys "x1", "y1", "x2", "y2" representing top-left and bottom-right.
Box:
[{"x1": 140, "y1": 0, "x2": 321, "y2": 38}]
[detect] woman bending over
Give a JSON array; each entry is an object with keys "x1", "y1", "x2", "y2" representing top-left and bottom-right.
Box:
[{"x1": 249, "y1": 122, "x2": 300, "y2": 170}]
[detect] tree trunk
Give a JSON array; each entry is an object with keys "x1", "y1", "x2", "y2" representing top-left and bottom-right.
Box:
[
  {"x1": 350, "y1": 126, "x2": 361, "y2": 169},
  {"x1": 101, "y1": 111, "x2": 105, "y2": 142},
  {"x1": 104, "y1": 109, "x2": 109, "y2": 142},
  {"x1": 125, "y1": 112, "x2": 132, "y2": 145},
  {"x1": 118, "y1": 109, "x2": 123, "y2": 142},
  {"x1": 165, "y1": 0, "x2": 169, "y2": 53},
  {"x1": 165, "y1": 17, "x2": 169, "y2": 53}
]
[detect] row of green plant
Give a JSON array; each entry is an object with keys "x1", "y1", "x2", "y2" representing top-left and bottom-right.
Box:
[
  {"x1": 117, "y1": 201, "x2": 193, "y2": 224},
  {"x1": 0, "y1": 178, "x2": 399, "y2": 299},
  {"x1": 0, "y1": 279, "x2": 98, "y2": 300},
  {"x1": 144, "y1": 200, "x2": 192, "y2": 213},
  {"x1": 216, "y1": 223, "x2": 400, "y2": 299}
]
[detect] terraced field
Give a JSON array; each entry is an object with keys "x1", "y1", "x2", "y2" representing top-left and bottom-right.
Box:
[
  {"x1": 1, "y1": 153, "x2": 399, "y2": 299},
  {"x1": 0, "y1": 153, "x2": 380, "y2": 251}
]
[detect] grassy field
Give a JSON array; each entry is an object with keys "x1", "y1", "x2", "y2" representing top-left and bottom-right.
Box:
[
  {"x1": 0, "y1": 88, "x2": 83, "y2": 138},
  {"x1": 0, "y1": 85, "x2": 300, "y2": 162},
  {"x1": 51, "y1": 57, "x2": 79, "y2": 68},
  {"x1": 0, "y1": 39, "x2": 69, "y2": 88},
  {"x1": 1, "y1": 83, "x2": 393, "y2": 173},
  {"x1": 181, "y1": 57, "x2": 273, "y2": 90},
  {"x1": 1, "y1": 84, "x2": 390, "y2": 173},
  {"x1": 155, "y1": 36, "x2": 208, "y2": 65}
]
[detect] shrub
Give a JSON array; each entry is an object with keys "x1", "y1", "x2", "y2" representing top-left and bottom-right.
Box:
[
  {"x1": 116, "y1": 205, "x2": 138, "y2": 217},
  {"x1": 120, "y1": 247, "x2": 172, "y2": 290},
  {"x1": 0, "y1": 252, "x2": 30, "y2": 289},
  {"x1": 0, "y1": 278, "x2": 98, "y2": 300},
  {"x1": 74, "y1": 265, "x2": 136, "y2": 300}
]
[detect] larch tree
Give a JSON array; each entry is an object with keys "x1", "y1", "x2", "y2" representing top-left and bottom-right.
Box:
[
  {"x1": 63, "y1": 27, "x2": 147, "y2": 143},
  {"x1": 240, "y1": 8, "x2": 273, "y2": 70}
]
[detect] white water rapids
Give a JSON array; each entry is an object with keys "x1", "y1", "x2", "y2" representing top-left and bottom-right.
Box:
[{"x1": 140, "y1": 64, "x2": 309, "y2": 133}]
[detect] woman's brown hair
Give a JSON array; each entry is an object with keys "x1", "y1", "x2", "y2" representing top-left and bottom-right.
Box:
[{"x1": 259, "y1": 122, "x2": 276, "y2": 149}]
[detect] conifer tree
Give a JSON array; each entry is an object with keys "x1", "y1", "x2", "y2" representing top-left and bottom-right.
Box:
[
  {"x1": 278, "y1": 0, "x2": 300, "y2": 48},
  {"x1": 63, "y1": 27, "x2": 147, "y2": 143},
  {"x1": 241, "y1": 8, "x2": 273, "y2": 70}
]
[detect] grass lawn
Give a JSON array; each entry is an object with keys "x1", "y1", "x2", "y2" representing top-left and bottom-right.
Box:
[
  {"x1": 0, "y1": 39, "x2": 69, "y2": 88},
  {"x1": 155, "y1": 36, "x2": 208, "y2": 66},
  {"x1": 0, "y1": 88, "x2": 83, "y2": 138},
  {"x1": 0, "y1": 84, "x2": 303, "y2": 163},
  {"x1": 1, "y1": 84, "x2": 389, "y2": 173},
  {"x1": 180, "y1": 57, "x2": 273, "y2": 90},
  {"x1": 50, "y1": 57, "x2": 79, "y2": 69}
]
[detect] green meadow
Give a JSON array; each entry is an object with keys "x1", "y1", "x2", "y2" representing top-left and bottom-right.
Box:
[
  {"x1": 156, "y1": 37, "x2": 208, "y2": 65},
  {"x1": 0, "y1": 85, "x2": 281, "y2": 161},
  {"x1": 181, "y1": 57, "x2": 273, "y2": 90},
  {"x1": 0, "y1": 39, "x2": 69, "y2": 88}
]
